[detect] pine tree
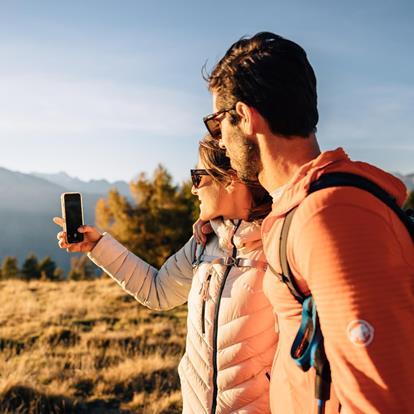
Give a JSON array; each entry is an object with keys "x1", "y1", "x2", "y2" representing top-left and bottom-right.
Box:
[
  {"x1": 21, "y1": 253, "x2": 41, "y2": 280},
  {"x1": 1, "y1": 256, "x2": 20, "y2": 279},
  {"x1": 39, "y1": 257, "x2": 58, "y2": 281}
]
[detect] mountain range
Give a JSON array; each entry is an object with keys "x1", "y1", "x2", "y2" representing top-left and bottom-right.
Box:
[
  {"x1": 0, "y1": 167, "x2": 413, "y2": 273},
  {"x1": 32, "y1": 171, "x2": 131, "y2": 198}
]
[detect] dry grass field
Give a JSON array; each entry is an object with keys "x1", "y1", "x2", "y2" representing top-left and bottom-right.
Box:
[{"x1": 0, "y1": 278, "x2": 187, "y2": 414}]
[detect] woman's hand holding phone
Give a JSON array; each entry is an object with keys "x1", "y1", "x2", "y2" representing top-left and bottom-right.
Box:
[{"x1": 53, "y1": 217, "x2": 103, "y2": 253}]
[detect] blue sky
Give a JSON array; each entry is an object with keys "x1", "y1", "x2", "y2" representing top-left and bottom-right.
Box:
[{"x1": 0, "y1": 0, "x2": 413, "y2": 183}]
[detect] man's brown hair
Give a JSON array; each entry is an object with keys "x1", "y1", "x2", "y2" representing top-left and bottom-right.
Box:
[{"x1": 208, "y1": 32, "x2": 318, "y2": 138}]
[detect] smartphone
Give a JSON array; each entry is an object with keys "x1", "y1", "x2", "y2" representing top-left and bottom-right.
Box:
[{"x1": 61, "y1": 192, "x2": 84, "y2": 244}]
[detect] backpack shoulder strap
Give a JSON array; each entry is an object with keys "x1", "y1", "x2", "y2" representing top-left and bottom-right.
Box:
[
  {"x1": 192, "y1": 242, "x2": 206, "y2": 268},
  {"x1": 267, "y1": 206, "x2": 307, "y2": 303},
  {"x1": 270, "y1": 171, "x2": 414, "y2": 303},
  {"x1": 309, "y1": 172, "x2": 414, "y2": 243},
  {"x1": 279, "y1": 207, "x2": 307, "y2": 303}
]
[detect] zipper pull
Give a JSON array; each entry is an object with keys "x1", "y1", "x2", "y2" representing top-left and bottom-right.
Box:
[{"x1": 199, "y1": 273, "x2": 212, "y2": 301}]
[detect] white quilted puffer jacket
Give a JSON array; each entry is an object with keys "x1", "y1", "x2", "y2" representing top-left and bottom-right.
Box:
[{"x1": 88, "y1": 218, "x2": 278, "y2": 414}]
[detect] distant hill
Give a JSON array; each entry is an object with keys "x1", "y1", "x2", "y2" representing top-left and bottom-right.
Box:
[
  {"x1": 394, "y1": 173, "x2": 414, "y2": 191},
  {"x1": 32, "y1": 171, "x2": 131, "y2": 198},
  {"x1": 0, "y1": 167, "x2": 108, "y2": 273}
]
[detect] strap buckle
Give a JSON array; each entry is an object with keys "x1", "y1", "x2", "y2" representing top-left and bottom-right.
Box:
[{"x1": 222, "y1": 256, "x2": 238, "y2": 266}]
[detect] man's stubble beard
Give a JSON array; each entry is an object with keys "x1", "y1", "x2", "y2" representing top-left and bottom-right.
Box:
[{"x1": 228, "y1": 126, "x2": 262, "y2": 185}]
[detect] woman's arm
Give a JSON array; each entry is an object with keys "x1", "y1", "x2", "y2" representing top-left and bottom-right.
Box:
[
  {"x1": 87, "y1": 233, "x2": 197, "y2": 311},
  {"x1": 54, "y1": 216, "x2": 197, "y2": 311}
]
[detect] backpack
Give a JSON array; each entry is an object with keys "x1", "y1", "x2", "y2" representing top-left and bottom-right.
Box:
[{"x1": 271, "y1": 172, "x2": 414, "y2": 413}]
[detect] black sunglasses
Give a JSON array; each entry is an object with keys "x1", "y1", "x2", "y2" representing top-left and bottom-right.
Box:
[
  {"x1": 190, "y1": 169, "x2": 211, "y2": 188},
  {"x1": 203, "y1": 106, "x2": 235, "y2": 138}
]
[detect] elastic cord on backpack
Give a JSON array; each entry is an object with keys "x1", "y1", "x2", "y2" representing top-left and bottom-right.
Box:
[
  {"x1": 291, "y1": 297, "x2": 319, "y2": 369},
  {"x1": 291, "y1": 296, "x2": 331, "y2": 412}
]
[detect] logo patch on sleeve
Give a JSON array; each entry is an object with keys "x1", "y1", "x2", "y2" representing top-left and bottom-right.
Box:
[{"x1": 346, "y1": 320, "x2": 375, "y2": 347}]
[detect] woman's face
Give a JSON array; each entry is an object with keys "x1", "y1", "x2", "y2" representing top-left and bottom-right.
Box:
[{"x1": 191, "y1": 159, "x2": 252, "y2": 221}]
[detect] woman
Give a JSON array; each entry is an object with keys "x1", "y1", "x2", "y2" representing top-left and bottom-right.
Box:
[{"x1": 55, "y1": 135, "x2": 277, "y2": 414}]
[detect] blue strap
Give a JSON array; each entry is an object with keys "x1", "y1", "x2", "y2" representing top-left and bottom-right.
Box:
[
  {"x1": 290, "y1": 296, "x2": 331, "y2": 410},
  {"x1": 290, "y1": 296, "x2": 322, "y2": 370}
]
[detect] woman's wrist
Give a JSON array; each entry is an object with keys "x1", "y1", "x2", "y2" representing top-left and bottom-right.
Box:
[{"x1": 90, "y1": 233, "x2": 104, "y2": 253}]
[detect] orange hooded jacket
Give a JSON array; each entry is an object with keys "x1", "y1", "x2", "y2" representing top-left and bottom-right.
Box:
[{"x1": 262, "y1": 148, "x2": 414, "y2": 414}]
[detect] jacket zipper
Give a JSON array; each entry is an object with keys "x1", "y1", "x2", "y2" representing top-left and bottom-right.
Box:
[
  {"x1": 200, "y1": 272, "x2": 212, "y2": 335},
  {"x1": 210, "y1": 221, "x2": 241, "y2": 414}
]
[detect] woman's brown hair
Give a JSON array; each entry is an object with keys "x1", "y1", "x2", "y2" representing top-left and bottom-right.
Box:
[{"x1": 198, "y1": 134, "x2": 272, "y2": 221}]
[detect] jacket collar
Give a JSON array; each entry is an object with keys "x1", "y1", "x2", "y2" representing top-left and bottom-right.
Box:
[
  {"x1": 269, "y1": 147, "x2": 407, "y2": 218},
  {"x1": 210, "y1": 218, "x2": 263, "y2": 254}
]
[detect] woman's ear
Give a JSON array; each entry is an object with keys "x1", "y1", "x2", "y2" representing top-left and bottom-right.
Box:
[
  {"x1": 235, "y1": 102, "x2": 257, "y2": 135},
  {"x1": 224, "y1": 177, "x2": 237, "y2": 194}
]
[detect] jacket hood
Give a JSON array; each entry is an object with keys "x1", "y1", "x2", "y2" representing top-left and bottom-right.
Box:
[
  {"x1": 210, "y1": 218, "x2": 263, "y2": 254},
  {"x1": 270, "y1": 147, "x2": 408, "y2": 217}
]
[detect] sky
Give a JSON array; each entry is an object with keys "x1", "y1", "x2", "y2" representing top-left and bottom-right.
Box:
[{"x1": 0, "y1": 0, "x2": 413, "y2": 183}]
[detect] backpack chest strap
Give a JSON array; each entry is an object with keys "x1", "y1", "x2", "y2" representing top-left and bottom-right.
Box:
[{"x1": 201, "y1": 254, "x2": 268, "y2": 271}]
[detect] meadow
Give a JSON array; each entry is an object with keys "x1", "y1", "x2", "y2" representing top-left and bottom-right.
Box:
[{"x1": 0, "y1": 278, "x2": 187, "y2": 414}]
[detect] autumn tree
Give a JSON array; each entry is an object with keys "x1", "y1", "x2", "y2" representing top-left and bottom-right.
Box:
[
  {"x1": 180, "y1": 179, "x2": 200, "y2": 223},
  {"x1": 68, "y1": 255, "x2": 99, "y2": 281},
  {"x1": 405, "y1": 190, "x2": 414, "y2": 211},
  {"x1": 1, "y1": 256, "x2": 20, "y2": 279},
  {"x1": 52, "y1": 267, "x2": 65, "y2": 281},
  {"x1": 96, "y1": 165, "x2": 198, "y2": 268}
]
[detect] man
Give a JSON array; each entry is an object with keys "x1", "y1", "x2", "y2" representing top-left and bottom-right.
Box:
[{"x1": 202, "y1": 32, "x2": 414, "y2": 413}]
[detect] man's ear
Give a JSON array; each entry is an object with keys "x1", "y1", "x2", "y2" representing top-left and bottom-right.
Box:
[{"x1": 235, "y1": 101, "x2": 257, "y2": 135}]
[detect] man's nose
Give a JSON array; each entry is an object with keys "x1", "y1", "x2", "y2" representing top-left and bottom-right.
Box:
[{"x1": 191, "y1": 185, "x2": 198, "y2": 195}]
